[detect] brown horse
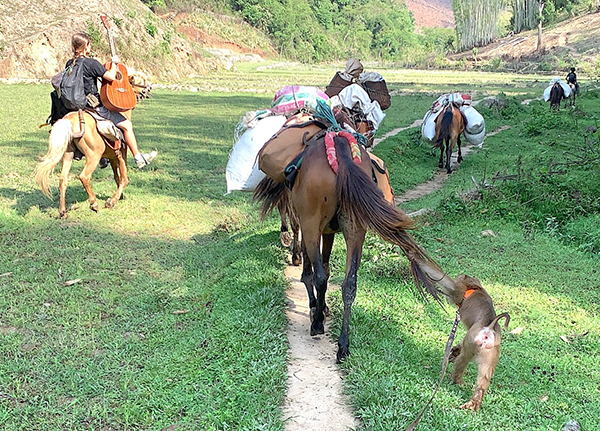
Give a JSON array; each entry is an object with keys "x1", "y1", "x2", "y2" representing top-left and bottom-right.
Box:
[
  {"x1": 434, "y1": 103, "x2": 466, "y2": 174},
  {"x1": 255, "y1": 132, "x2": 442, "y2": 363},
  {"x1": 35, "y1": 110, "x2": 128, "y2": 218}
]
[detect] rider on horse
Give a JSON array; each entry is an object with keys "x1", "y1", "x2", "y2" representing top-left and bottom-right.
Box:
[
  {"x1": 65, "y1": 33, "x2": 157, "y2": 169},
  {"x1": 566, "y1": 67, "x2": 580, "y2": 96}
]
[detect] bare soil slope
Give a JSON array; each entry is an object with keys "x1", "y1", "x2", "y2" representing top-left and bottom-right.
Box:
[
  {"x1": 405, "y1": 0, "x2": 455, "y2": 28},
  {"x1": 450, "y1": 11, "x2": 600, "y2": 67},
  {"x1": 0, "y1": 0, "x2": 226, "y2": 80}
]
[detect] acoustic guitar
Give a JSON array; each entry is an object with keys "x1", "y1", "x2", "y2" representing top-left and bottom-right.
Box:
[{"x1": 100, "y1": 14, "x2": 137, "y2": 112}]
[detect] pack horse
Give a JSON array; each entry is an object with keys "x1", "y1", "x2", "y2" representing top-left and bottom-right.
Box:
[{"x1": 255, "y1": 119, "x2": 443, "y2": 363}]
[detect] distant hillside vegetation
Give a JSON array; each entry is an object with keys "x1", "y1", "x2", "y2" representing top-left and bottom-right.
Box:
[{"x1": 0, "y1": 0, "x2": 233, "y2": 80}]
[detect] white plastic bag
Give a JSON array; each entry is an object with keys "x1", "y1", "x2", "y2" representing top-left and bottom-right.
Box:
[
  {"x1": 421, "y1": 110, "x2": 442, "y2": 142},
  {"x1": 226, "y1": 115, "x2": 287, "y2": 194},
  {"x1": 464, "y1": 128, "x2": 486, "y2": 147},
  {"x1": 460, "y1": 106, "x2": 485, "y2": 135}
]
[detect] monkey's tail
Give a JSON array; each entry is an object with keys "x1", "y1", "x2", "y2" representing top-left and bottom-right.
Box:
[{"x1": 490, "y1": 312, "x2": 510, "y2": 330}]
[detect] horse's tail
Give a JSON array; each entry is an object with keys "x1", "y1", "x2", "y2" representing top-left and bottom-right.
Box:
[
  {"x1": 34, "y1": 118, "x2": 73, "y2": 200},
  {"x1": 434, "y1": 108, "x2": 453, "y2": 148},
  {"x1": 550, "y1": 83, "x2": 564, "y2": 107},
  {"x1": 253, "y1": 176, "x2": 287, "y2": 220},
  {"x1": 334, "y1": 137, "x2": 443, "y2": 302}
]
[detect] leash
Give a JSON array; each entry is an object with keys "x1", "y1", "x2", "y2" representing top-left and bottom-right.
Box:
[{"x1": 404, "y1": 308, "x2": 461, "y2": 431}]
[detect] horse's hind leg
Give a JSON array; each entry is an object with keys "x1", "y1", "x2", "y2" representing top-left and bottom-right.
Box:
[
  {"x1": 289, "y1": 210, "x2": 302, "y2": 266},
  {"x1": 337, "y1": 226, "x2": 366, "y2": 363},
  {"x1": 457, "y1": 135, "x2": 463, "y2": 163},
  {"x1": 438, "y1": 145, "x2": 444, "y2": 169},
  {"x1": 278, "y1": 198, "x2": 292, "y2": 248},
  {"x1": 446, "y1": 137, "x2": 453, "y2": 173},
  {"x1": 300, "y1": 240, "x2": 316, "y2": 310},
  {"x1": 79, "y1": 156, "x2": 101, "y2": 212},
  {"x1": 58, "y1": 152, "x2": 75, "y2": 219},
  {"x1": 321, "y1": 233, "x2": 335, "y2": 316},
  {"x1": 106, "y1": 151, "x2": 128, "y2": 209},
  {"x1": 302, "y1": 229, "x2": 328, "y2": 336}
]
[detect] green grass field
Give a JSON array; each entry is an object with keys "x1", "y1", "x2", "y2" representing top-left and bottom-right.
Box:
[{"x1": 0, "y1": 67, "x2": 599, "y2": 430}]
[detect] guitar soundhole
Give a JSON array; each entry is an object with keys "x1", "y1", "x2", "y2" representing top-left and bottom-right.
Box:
[{"x1": 116, "y1": 71, "x2": 123, "y2": 80}]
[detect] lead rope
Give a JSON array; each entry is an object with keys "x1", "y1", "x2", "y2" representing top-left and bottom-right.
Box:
[{"x1": 404, "y1": 308, "x2": 461, "y2": 431}]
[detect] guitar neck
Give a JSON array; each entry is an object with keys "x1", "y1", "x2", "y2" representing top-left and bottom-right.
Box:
[
  {"x1": 107, "y1": 30, "x2": 117, "y2": 58},
  {"x1": 100, "y1": 15, "x2": 118, "y2": 58}
]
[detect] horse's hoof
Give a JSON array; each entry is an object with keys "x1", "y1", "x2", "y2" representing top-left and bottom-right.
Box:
[
  {"x1": 458, "y1": 156, "x2": 463, "y2": 163},
  {"x1": 280, "y1": 231, "x2": 292, "y2": 247},
  {"x1": 336, "y1": 348, "x2": 350, "y2": 364},
  {"x1": 105, "y1": 199, "x2": 115, "y2": 209},
  {"x1": 292, "y1": 254, "x2": 302, "y2": 266},
  {"x1": 310, "y1": 321, "x2": 325, "y2": 336},
  {"x1": 59, "y1": 212, "x2": 68, "y2": 219},
  {"x1": 90, "y1": 202, "x2": 99, "y2": 213}
]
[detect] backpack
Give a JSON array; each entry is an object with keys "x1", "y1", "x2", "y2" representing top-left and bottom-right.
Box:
[
  {"x1": 59, "y1": 58, "x2": 87, "y2": 111},
  {"x1": 47, "y1": 90, "x2": 70, "y2": 125}
]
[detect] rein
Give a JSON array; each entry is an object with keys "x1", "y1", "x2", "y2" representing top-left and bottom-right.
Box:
[{"x1": 404, "y1": 308, "x2": 461, "y2": 431}]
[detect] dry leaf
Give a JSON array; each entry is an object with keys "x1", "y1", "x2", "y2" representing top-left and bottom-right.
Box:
[
  {"x1": 539, "y1": 395, "x2": 549, "y2": 402},
  {"x1": 510, "y1": 327, "x2": 524, "y2": 335},
  {"x1": 0, "y1": 272, "x2": 13, "y2": 277},
  {"x1": 560, "y1": 335, "x2": 570, "y2": 343},
  {"x1": 64, "y1": 279, "x2": 81, "y2": 286},
  {"x1": 481, "y1": 229, "x2": 497, "y2": 237},
  {"x1": 173, "y1": 309, "x2": 190, "y2": 315}
]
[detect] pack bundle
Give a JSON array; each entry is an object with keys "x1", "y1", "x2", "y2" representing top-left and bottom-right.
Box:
[
  {"x1": 330, "y1": 84, "x2": 385, "y2": 131},
  {"x1": 226, "y1": 85, "x2": 329, "y2": 193},
  {"x1": 225, "y1": 115, "x2": 287, "y2": 194},
  {"x1": 325, "y1": 59, "x2": 391, "y2": 110},
  {"x1": 357, "y1": 72, "x2": 391, "y2": 110},
  {"x1": 421, "y1": 93, "x2": 485, "y2": 147},
  {"x1": 543, "y1": 77, "x2": 572, "y2": 101},
  {"x1": 325, "y1": 58, "x2": 363, "y2": 97},
  {"x1": 271, "y1": 86, "x2": 329, "y2": 116}
]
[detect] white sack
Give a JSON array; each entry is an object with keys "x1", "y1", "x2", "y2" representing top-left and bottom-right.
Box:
[
  {"x1": 464, "y1": 128, "x2": 486, "y2": 147},
  {"x1": 226, "y1": 115, "x2": 287, "y2": 194},
  {"x1": 421, "y1": 110, "x2": 442, "y2": 142},
  {"x1": 460, "y1": 106, "x2": 485, "y2": 135},
  {"x1": 544, "y1": 77, "x2": 572, "y2": 101},
  {"x1": 337, "y1": 83, "x2": 386, "y2": 130}
]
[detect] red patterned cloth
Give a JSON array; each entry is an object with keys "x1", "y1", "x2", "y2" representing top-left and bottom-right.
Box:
[{"x1": 324, "y1": 131, "x2": 361, "y2": 174}]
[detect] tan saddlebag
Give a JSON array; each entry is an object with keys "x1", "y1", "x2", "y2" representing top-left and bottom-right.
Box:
[{"x1": 257, "y1": 113, "x2": 325, "y2": 183}]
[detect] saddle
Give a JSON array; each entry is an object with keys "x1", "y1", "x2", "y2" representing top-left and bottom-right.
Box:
[
  {"x1": 85, "y1": 109, "x2": 125, "y2": 144},
  {"x1": 71, "y1": 109, "x2": 125, "y2": 161}
]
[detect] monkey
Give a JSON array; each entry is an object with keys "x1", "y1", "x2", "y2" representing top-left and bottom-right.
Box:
[{"x1": 409, "y1": 254, "x2": 510, "y2": 412}]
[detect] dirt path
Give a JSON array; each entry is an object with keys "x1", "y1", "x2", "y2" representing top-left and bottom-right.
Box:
[
  {"x1": 282, "y1": 266, "x2": 359, "y2": 431},
  {"x1": 281, "y1": 118, "x2": 511, "y2": 431},
  {"x1": 395, "y1": 125, "x2": 510, "y2": 205}
]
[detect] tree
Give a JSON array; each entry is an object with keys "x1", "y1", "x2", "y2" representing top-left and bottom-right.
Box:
[
  {"x1": 536, "y1": 0, "x2": 546, "y2": 53},
  {"x1": 452, "y1": 0, "x2": 504, "y2": 50}
]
